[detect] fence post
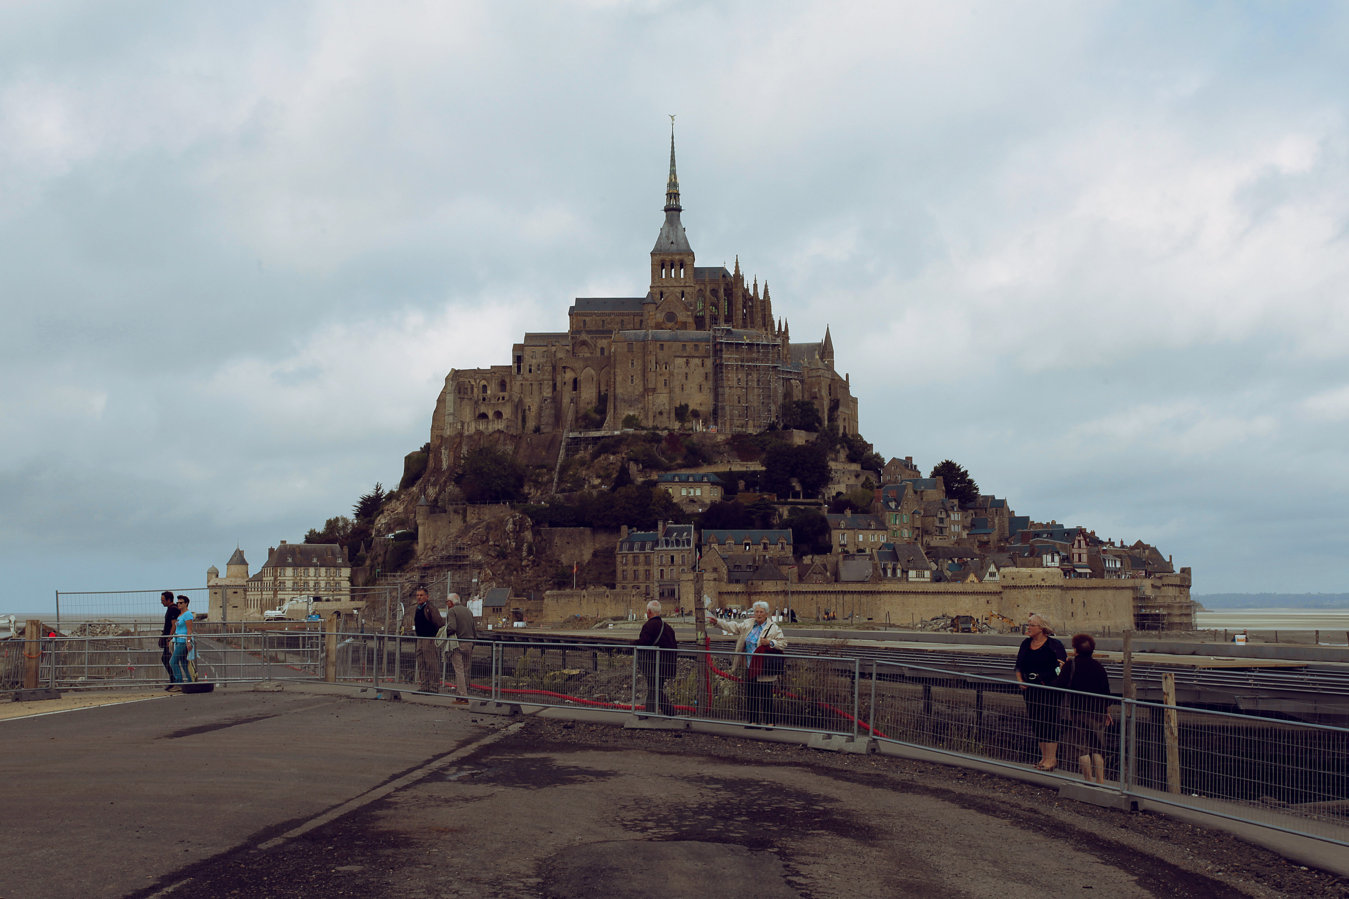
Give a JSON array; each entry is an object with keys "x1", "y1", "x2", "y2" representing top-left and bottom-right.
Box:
[
  {"x1": 324, "y1": 614, "x2": 339, "y2": 683},
  {"x1": 852, "y1": 659, "x2": 860, "y2": 740},
  {"x1": 869, "y1": 661, "x2": 878, "y2": 739},
  {"x1": 1162, "y1": 672, "x2": 1180, "y2": 794},
  {"x1": 1121, "y1": 629, "x2": 1136, "y2": 794},
  {"x1": 24, "y1": 619, "x2": 41, "y2": 688},
  {"x1": 631, "y1": 647, "x2": 638, "y2": 715}
]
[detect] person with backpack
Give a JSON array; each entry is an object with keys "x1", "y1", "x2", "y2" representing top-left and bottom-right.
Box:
[{"x1": 634, "y1": 599, "x2": 679, "y2": 716}]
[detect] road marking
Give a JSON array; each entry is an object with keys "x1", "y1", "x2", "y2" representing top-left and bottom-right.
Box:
[
  {"x1": 143, "y1": 721, "x2": 527, "y2": 897},
  {"x1": 255, "y1": 721, "x2": 526, "y2": 850}
]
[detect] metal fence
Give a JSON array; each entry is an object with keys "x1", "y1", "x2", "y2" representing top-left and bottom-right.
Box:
[
  {"x1": 3, "y1": 624, "x2": 324, "y2": 690},
  {"x1": 6, "y1": 629, "x2": 1346, "y2": 849}
]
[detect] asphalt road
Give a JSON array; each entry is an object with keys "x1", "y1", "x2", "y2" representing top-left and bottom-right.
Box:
[{"x1": 2, "y1": 687, "x2": 1343, "y2": 898}]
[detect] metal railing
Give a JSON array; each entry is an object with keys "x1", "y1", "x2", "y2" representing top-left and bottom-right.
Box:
[{"x1": 6, "y1": 629, "x2": 1346, "y2": 849}]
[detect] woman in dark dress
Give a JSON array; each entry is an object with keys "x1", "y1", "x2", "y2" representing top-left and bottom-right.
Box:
[
  {"x1": 1014, "y1": 613, "x2": 1067, "y2": 770},
  {"x1": 1055, "y1": 633, "x2": 1115, "y2": 784}
]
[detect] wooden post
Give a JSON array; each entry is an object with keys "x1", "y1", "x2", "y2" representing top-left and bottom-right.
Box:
[
  {"x1": 324, "y1": 613, "x2": 340, "y2": 683},
  {"x1": 1162, "y1": 672, "x2": 1181, "y2": 795},
  {"x1": 24, "y1": 619, "x2": 42, "y2": 688},
  {"x1": 1121, "y1": 629, "x2": 1135, "y2": 701}
]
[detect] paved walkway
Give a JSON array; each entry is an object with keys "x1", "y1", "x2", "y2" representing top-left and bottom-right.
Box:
[{"x1": 0, "y1": 686, "x2": 1339, "y2": 898}]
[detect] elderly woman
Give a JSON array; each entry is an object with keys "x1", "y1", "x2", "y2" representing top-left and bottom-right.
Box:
[
  {"x1": 1055, "y1": 633, "x2": 1115, "y2": 784},
  {"x1": 1014, "y1": 613, "x2": 1067, "y2": 770},
  {"x1": 708, "y1": 601, "x2": 787, "y2": 727}
]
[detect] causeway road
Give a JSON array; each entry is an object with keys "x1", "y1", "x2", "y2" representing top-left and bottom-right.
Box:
[{"x1": 1, "y1": 686, "x2": 1344, "y2": 898}]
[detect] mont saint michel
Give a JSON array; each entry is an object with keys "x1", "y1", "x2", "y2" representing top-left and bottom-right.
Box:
[{"x1": 209, "y1": 131, "x2": 1192, "y2": 634}]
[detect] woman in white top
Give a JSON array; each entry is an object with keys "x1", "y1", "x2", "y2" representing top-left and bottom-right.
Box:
[{"x1": 708, "y1": 601, "x2": 787, "y2": 727}]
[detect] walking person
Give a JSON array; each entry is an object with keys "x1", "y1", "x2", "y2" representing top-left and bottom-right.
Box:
[
  {"x1": 159, "y1": 591, "x2": 179, "y2": 681},
  {"x1": 708, "y1": 601, "x2": 787, "y2": 727},
  {"x1": 167, "y1": 596, "x2": 194, "y2": 689},
  {"x1": 634, "y1": 599, "x2": 678, "y2": 716},
  {"x1": 1055, "y1": 633, "x2": 1115, "y2": 785},
  {"x1": 1015, "y1": 613, "x2": 1067, "y2": 770},
  {"x1": 443, "y1": 592, "x2": 477, "y2": 704},
  {"x1": 407, "y1": 585, "x2": 445, "y2": 693}
]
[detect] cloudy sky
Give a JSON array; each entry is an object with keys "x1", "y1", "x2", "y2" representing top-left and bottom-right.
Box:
[{"x1": 4, "y1": 1, "x2": 1347, "y2": 614}]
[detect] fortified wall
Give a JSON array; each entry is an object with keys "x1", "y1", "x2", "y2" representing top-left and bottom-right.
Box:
[{"x1": 531, "y1": 567, "x2": 1193, "y2": 634}]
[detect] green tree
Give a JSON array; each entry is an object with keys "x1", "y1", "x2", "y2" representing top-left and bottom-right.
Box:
[
  {"x1": 780, "y1": 399, "x2": 822, "y2": 432},
  {"x1": 353, "y1": 483, "x2": 388, "y2": 522},
  {"x1": 761, "y1": 441, "x2": 829, "y2": 499},
  {"x1": 784, "y1": 508, "x2": 831, "y2": 555},
  {"x1": 457, "y1": 447, "x2": 526, "y2": 503},
  {"x1": 931, "y1": 459, "x2": 980, "y2": 506},
  {"x1": 698, "y1": 500, "x2": 754, "y2": 530},
  {"x1": 305, "y1": 515, "x2": 354, "y2": 545}
]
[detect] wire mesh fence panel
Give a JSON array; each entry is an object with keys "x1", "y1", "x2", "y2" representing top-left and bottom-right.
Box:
[
  {"x1": 1123, "y1": 698, "x2": 1349, "y2": 845},
  {"x1": 18, "y1": 628, "x2": 325, "y2": 689},
  {"x1": 493, "y1": 640, "x2": 638, "y2": 712},
  {"x1": 864, "y1": 661, "x2": 1130, "y2": 785},
  {"x1": 54, "y1": 588, "x2": 209, "y2": 628},
  {"x1": 684, "y1": 649, "x2": 859, "y2": 735}
]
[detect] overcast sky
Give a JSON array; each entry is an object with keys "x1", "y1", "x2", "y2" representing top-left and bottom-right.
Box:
[{"x1": 3, "y1": 1, "x2": 1347, "y2": 614}]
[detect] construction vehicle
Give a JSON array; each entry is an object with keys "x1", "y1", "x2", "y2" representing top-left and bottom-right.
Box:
[{"x1": 263, "y1": 595, "x2": 322, "y2": 621}]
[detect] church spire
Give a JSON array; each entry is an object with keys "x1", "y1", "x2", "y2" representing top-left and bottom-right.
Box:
[
  {"x1": 650, "y1": 116, "x2": 694, "y2": 296},
  {"x1": 665, "y1": 118, "x2": 681, "y2": 213}
]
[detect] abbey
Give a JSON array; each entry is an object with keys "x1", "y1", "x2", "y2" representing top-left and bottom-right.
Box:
[{"x1": 433, "y1": 130, "x2": 860, "y2": 439}]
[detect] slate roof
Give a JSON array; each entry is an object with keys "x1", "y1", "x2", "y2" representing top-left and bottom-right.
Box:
[
  {"x1": 227, "y1": 548, "x2": 248, "y2": 566},
  {"x1": 701, "y1": 529, "x2": 793, "y2": 547},
  {"x1": 902, "y1": 478, "x2": 942, "y2": 492},
  {"x1": 694, "y1": 266, "x2": 732, "y2": 280},
  {"x1": 571, "y1": 297, "x2": 648, "y2": 313},
  {"x1": 260, "y1": 543, "x2": 345, "y2": 570},
  {"x1": 877, "y1": 483, "x2": 914, "y2": 508},
  {"x1": 619, "y1": 531, "x2": 659, "y2": 550},
  {"x1": 787, "y1": 341, "x2": 825, "y2": 366},
  {"x1": 482, "y1": 587, "x2": 511, "y2": 609},
  {"x1": 882, "y1": 542, "x2": 931, "y2": 570},
  {"x1": 657, "y1": 472, "x2": 723, "y2": 484},
  {"x1": 839, "y1": 556, "x2": 874, "y2": 582},
  {"x1": 825, "y1": 513, "x2": 885, "y2": 530},
  {"x1": 652, "y1": 211, "x2": 692, "y2": 254}
]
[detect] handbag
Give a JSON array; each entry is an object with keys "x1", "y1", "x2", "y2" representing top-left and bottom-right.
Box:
[
  {"x1": 747, "y1": 644, "x2": 785, "y2": 681},
  {"x1": 435, "y1": 625, "x2": 460, "y2": 652}
]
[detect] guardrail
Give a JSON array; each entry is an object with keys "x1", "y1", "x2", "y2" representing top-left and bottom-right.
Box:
[{"x1": 6, "y1": 628, "x2": 1346, "y2": 849}]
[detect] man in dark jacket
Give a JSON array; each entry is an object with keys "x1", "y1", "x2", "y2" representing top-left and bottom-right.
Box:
[
  {"x1": 634, "y1": 599, "x2": 679, "y2": 716},
  {"x1": 408, "y1": 585, "x2": 445, "y2": 692},
  {"x1": 159, "y1": 591, "x2": 179, "y2": 680}
]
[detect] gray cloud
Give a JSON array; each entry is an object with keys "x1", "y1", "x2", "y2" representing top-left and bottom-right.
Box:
[{"x1": 4, "y1": 1, "x2": 1348, "y2": 611}]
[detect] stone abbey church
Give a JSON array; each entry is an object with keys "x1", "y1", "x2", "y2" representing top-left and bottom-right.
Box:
[{"x1": 434, "y1": 131, "x2": 860, "y2": 440}]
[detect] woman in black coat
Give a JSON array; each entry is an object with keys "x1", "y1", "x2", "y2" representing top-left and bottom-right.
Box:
[
  {"x1": 1055, "y1": 633, "x2": 1115, "y2": 784},
  {"x1": 1014, "y1": 613, "x2": 1067, "y2": 770}
]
